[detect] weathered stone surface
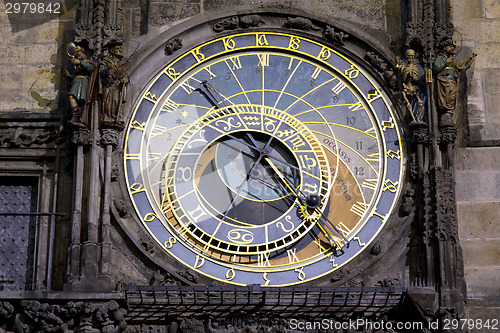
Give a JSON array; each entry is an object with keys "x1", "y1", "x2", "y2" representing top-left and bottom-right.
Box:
[
  {"x1": 457, "y1": 202, "x2": 500, "y2": 239},
  {"x1": 464, "y1": 266, "x2": 500, "y2": 297},
  {"x1": 149, "y1": 3, "x2": 200, "y2": 26},
  {"x1": 455, "y1": 147, "x2": 500, "y2": 171},
  {"x1": 451, "y1": 0, "x2": 484, "y2": 20},
  {"x1": 462, "y1": 240, "x2": 500, "y2": 266},
  {"x1": 485, "y1": 0, "x2": 500, "y2": 19},
  {"x1": 455, "y1": 171, "x2": 500, "y2": 202}
]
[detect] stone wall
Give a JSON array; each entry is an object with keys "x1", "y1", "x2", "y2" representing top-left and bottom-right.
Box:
[
  {"x1": 452, "y1": 0, "x2": 500, "y2": 327},
  {"x1": 0, "y1": 3, "x2": 76, "y2": 114}
]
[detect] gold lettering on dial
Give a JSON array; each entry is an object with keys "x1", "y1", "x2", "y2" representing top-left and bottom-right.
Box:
[
  {"x1": 164, "y1": 67, "x2": 181, "y2": 81},
  {"x1": 329, "y1": 255, "x2": 339, "y2": 268},
  {"x1": 143, "y1": 213, "x2": 157, "y2": 222},
  {"x1": 387, "y1": 150, "x2": 401, "y2": 160},
  {"x1": 317, "y1": 47, "x2": 331, "y2": 61},
  {"x1": 180, "y1": 80, "x2": 196, "y2": 95},
  {"x1": 256, "y1": 34, "x2": 269, "y2": 46},
  {"x1": 383, "y1": 179, "x2": 399, "y2": 193},
  {"x1": 362, "y1": 178, "x2": 378, "y2": 191},
  {"x1": 295, "y1": 267, "x2": 306, "y2": 281},
  {"x1": 164, "y1": 236, "x2": 177, "y2": 249},
  {"x1": 130, "y1": 183, "x2": 145, "y2": 195},
  {"x1": 191, "y1": 48, "x2": 205, "y2": 63},
  {"x1": 344, "y1": 65, "x2": 360, "y2": 79},
  {"x1": 288, "y1": 36, "x2": 300, "y2": 50},
  {"x1": 194, "y1": 255, "x2": 205, "y2": 268},
  {"x1": 257, "y1": 253, "x2": 271, "y2": 267},
  {"x1": 130, "y1": 120, "x2": 146, "y2": 131},
  {"x1": 298, "y1": 154, "x2": 317, "y2": 170},
  {"x1": 368, "y1": 89, "x2": 382, "y2": 102},
  {"x1": 257, "y1": 54, "x2": 270, "y2": 67},
  {"x1": 288, "y1": 135, "x2": 306, "y2": 150},
  {"x1": 331, "y1": 81, "x2": 347, "y2": 95},
  {"x1": 381, "y1": 117, "x2": 395, "y2": 131},
  {"x1": 311, "y1": 67, "x2": 321, "y2": 80},
  {"x1": 225, "y1": 268, "x2": 236, "y2": 281},
  {"x1": 276, "y1": 216, "x2": 294, "y2": 232},
  {"x1": 303, "y1": 183, "x2": 318, "y2": 195},
  {"x1": 204, "y1": 66, "x2": 217, "y2": 79},
  {"x1": 287, "y1": 248, "x2": 299, "y2": 263},
  {"x1": 161, "y1": 99, "x2": 179, "y2": 113},
  {"x1": 228, "y1": 56, "x2": 242, "y2": 70},
  {"x1": 353, "y1": 236, "x2": 366, "y2": 247},
  {"x1": 263, "y1": 272, "x2": 270, "y2": 286},
  {"x1": 348, "y1": 102, "x2": 364, "y2": 112},
  {"x1": 222, "y1": 37, "x2": 236, "y2": 50},
  {"x1": 350, "y1": 201, "x2": 368, "y2": 217},
  {"x1": 144, "y1": 91, "x2": 158, "y2": 103}
]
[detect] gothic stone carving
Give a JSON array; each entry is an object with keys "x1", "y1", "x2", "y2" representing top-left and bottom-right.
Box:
[
  {"x1": 323, "y1": 26, "x2": 348, "y2": 46},
  {"x1": 213, "y1": 15, "x2": 264, "y2": 33},
  {"x1": 164, "y1": 38, "x2": 183, "y2": 56},
  {"x1": 364, "y1": 51, "x2": 397, "y2": 90},
  {"x1": 0, "y1": 126, "x2": 60, "y2": 148},
  {"x1": 282, "y1": 17, "x2": 320, "y2": 31},
  {"x1": 0, "y1": 300, "x2": 126, "y2": 333}
]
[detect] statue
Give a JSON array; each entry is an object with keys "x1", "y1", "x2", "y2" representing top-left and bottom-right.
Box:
[
  {"x1": 100, "y1": 43, "x2": 130, "y2": 125},
  {"x1": 433, "y1": 38, "x2": 476, "y2": 117},
  {"x1": 63, "y1": 43, "x2": 96, "y2": 126},
  {"x1": 396, "y1": 49, "x2": 425, "y2": 122}
]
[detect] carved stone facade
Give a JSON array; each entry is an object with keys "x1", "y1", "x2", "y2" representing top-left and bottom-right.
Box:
[{"x1": 0, "y1": 0, "x2": 498, "y2": 331}]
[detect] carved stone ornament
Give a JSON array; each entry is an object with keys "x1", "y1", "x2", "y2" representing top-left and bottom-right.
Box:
[
  {"x1": 440, "y1": 124, "x2": 458, "y2": 144},
  {"x1": 0, "y1": 300, "x2": 127, "y2": 333},
  {"x1": 369, "y1": 241, "x2": 383, "y2": 256},
  {"x1": 100, "y1": 128, "x2": 122, "y2": 148},
  {"x1": 71, "y1": 127, "x2": 91, "y2": 147},
  {"x1": 103, "y1": 23, "x2": 124, "y2": 47},
  {"x1": 212, "y1": 15, "x2": 264, "y2": 33},
  {"x1": 282, "y1": 17, "x2": 320, "y2": 31},
  {"x1": 113, "y1": 199, "x2": 129, "y2": 217},
  {"x1": 323, "y1": 25, "x2": 349, "y2": 45},
  {"x1": 0, "y1": 126, "x2": 60, "y2": 148},
  {"x1": 364, "y1": 51, "x2": 397, "y2": 90},
  {"x1": 164, "y1": 37, "x2": 183, "y2": 56},
  {"x1": 410, "y1": 121, "x2": 429, "y2": 144}
]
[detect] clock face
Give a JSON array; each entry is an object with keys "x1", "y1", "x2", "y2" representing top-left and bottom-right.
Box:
[{"x1": 124, "y1": 32, "x2": 404, "y2": 286}]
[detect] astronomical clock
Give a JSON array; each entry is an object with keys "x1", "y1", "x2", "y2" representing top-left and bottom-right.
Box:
[{"x1": 122, "y1": 29, "x2": 405, "y2": 287}]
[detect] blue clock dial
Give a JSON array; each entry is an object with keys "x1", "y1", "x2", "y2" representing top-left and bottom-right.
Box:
[{"x1": 124, "y1": 32, "x2": 405, "y2": 286}]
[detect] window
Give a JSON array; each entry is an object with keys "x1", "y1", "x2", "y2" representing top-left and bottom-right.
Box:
[{"x1": 0, "y1": 177, "x2": 38, "y2": 291}]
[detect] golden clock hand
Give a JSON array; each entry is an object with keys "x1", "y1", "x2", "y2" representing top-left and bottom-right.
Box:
[{"x1": 263, "y1": 157, "x2": 302, "y2": 204}]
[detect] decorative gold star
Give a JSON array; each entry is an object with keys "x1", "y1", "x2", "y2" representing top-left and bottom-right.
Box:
[{"x1": 181, "y1": 110, "x2": 189, "y2": 117}]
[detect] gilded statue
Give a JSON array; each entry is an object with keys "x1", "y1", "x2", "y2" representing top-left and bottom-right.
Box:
[{"x1": 433, "y1": 38, "x2": 476, "y2": 116}]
